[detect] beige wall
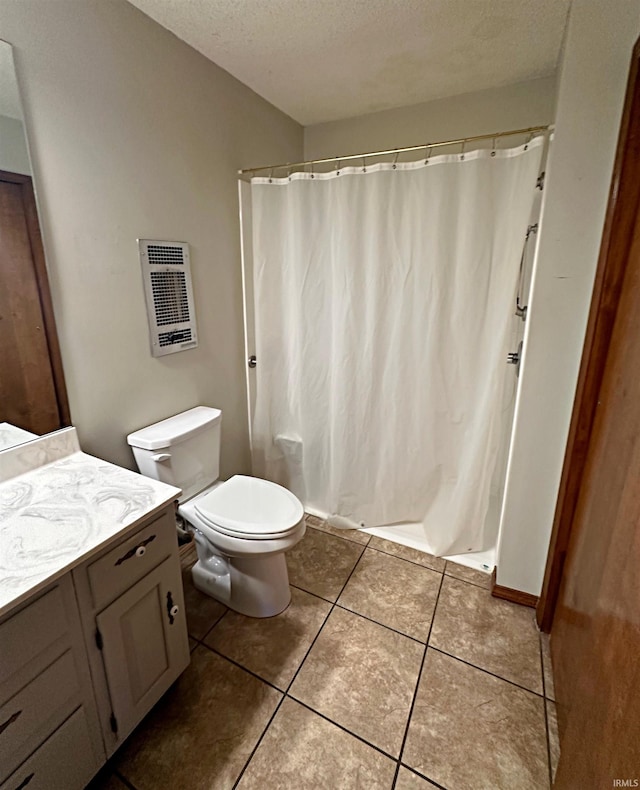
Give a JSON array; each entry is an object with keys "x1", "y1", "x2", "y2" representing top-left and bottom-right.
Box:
[
  {"x1": 2, "y1": 0, "x2": 302, "y2": 474},
  {"x1": 0, "y1": 114, "x2": 31, "y2": 174},
  {"x1": 496, "y1": 0, "x2": 640, "y2": 594},
  {"x1": 304, "y1": 76, "x2": 557, "y2": 160}
]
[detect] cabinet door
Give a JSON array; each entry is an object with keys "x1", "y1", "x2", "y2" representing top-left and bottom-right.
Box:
[{"x1": 96, "y1": 556, "x2": 189, "y2": 744}]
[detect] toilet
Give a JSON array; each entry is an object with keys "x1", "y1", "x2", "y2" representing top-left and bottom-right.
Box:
[{"x1": 127, "y1": 406, "x2": 305, "y2": 617}]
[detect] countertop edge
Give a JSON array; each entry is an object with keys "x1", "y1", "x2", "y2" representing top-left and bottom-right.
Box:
[{"x1": 0, "y1": 493, "x2": 179, "y2": 622}]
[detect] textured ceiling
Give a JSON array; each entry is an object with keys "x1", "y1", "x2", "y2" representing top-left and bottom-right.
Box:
[
  {"x1": 127, "y1": 0, "x2": 570, "y2": 125},
  {"x1": 0, "y1": 41, "x2": 23, "y2": 120}
]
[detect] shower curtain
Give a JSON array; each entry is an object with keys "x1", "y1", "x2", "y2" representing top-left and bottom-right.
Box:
[{"x1": 249, "y1": 139, "x2": 543, "y2": 556}]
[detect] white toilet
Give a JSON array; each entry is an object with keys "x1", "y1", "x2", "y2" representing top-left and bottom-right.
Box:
[{"x1": 127, "y1": 406, "x2": 305, "y2": 617}]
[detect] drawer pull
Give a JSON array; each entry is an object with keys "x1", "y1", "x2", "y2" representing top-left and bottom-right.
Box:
[
  {"x1": 0, "y1": 709, "x2": 22, "y2": 735},
  {"x1": 115, "y1": 534, "x2": 156, "y2": 566},
  {"x1": 167, "y1": 591, "x2": 178, "y2": 624},
  {"x1": 14, "y1": 773, "x2": 35, "y2": 790}
]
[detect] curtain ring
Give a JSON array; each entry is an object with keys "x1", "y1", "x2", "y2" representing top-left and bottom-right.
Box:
[
  {"x1": 335, "y1": 159, "x2": 341, "y2": 176},
  {"x1": 425, "y1": 144, "x2": 432, "y2": 164},
  {"x1": 524, "y1": 132, "x2": 532, "y2": 151},
  {"x1": 460, "y1": 140, "x2": 466, "y2": 161},
  {"x1": 491, "y1": 137, "x2": 496, "y2": 157},
  {"x1": 310, "y1": 162, "x2": 315, "y2": 179},
  {"x1": 269, "y1": 168, "x2": 274, "y2": 184},
  {"x1": 362, "y1": 156, "x2": 367, "y2": 173},
  {"x1": 392, "y1": 151, "x2": 399, "y2": 170}
]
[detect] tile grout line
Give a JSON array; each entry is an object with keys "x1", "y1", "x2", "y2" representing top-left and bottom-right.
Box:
[
  {"x1": 441, "y1": 570, "x2": 493, "y2": 591},
  {"x1": 284, "y1": 542, "x2": 367, "y2": 695},
  {"x1": 392, "y1": 570, "x2": 446, "y2": 790},
  {"x1": 231, "y1": 544, "x2": 368, "y2": 788},
  {"x1": 398, "y1": 765, "x2": 448, "y2": 790},
  {"x1": 289, "y1": 581, "x2": 343, "y2": 606},
  {"x1": 333, "y1": 602, "x2": 427, "y2": 645},
  {"x1": 362, "y1": 543, "x2": 445, "y2": 574},
  {"x1": 286, "y1": 696, "x2": 400, "y2": 763},
  {"x1": 540, "y1": 632, "x2": 553, "y2": 788},
  {"x1": 230, "y1": 693, "x2": 287, "y2": 790},
  {"x1": 309, "y1": 524, "x2": 372, "y2": 548},
  {"x1": 197, "y1": 641, "x2": 283, "y2": 694},
  {"x1": 289, "y1": 580, "x2": 434, "y2": 646},
  {"x1": 427, "y1": 645, "x2": 546, "y2": 698},
  {"x1": 197, "y1": 604, "x2": 230, "y2": 642}
]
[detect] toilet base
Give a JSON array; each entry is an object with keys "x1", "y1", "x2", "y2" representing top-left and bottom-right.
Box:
[{"x1": 191, "y1": 551, "x2": 292, "y2": 618}]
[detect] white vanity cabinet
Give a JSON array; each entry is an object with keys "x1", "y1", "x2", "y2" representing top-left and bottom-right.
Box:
[
  {"x1": 0, "y1": 578, "x2": 103, "y2": 790},
  {"x1": 73, "y1": 507, "x2": 190, "y2": 754},
  {"x1": 0, "y1": 504, "x2": 190, "y2": 789}
]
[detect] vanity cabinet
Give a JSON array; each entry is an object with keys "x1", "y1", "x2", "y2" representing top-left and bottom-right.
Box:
[
  {"x1": 0, "y1": 578, "x2": 103, "y2": 789},
  {"x1": 0, "y1": 503, "x2": 189, "y2": 788},
  {"x1": 73, "y1": 506, "x2": 190, "y2": 756}
]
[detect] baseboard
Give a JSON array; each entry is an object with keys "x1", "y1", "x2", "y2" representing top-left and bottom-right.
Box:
[{"x1": 491, "y1": 569, "x2": 539, "y2": 608}]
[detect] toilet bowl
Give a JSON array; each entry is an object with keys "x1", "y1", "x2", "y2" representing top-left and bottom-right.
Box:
[{"x1": 127, "y1": 407, "x2": 305, "y2": 617}]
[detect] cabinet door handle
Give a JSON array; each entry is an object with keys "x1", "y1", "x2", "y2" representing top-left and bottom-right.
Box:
[
  {"x1": 115, "y1": 534, "x2": 156, "y2": 566},
  {"x1": 14, "y1": 773, "x2": 34, "y2": 790},
  {"x1": 166, "y1": 591, "x2": 178, "y2": 624},
  {"x1": 0, "y1": 709, "x2": 21, "y2": 735}
]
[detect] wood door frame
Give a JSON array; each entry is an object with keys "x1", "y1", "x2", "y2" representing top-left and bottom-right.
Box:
[
  {"x1": 537, "y1": 39, "x2": 640, "y2": 631},
  {"x1": 0, "y1": 168, "x2": 70, "y2": 429}
]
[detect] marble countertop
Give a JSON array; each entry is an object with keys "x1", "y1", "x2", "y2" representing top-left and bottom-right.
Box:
[{"x1": 0, "y1": 449, "x2": 181, "y2": 618}]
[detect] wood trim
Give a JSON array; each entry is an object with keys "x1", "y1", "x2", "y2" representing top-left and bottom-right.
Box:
[
  {"x1": 0, "y1": 170, "x2": 71, "y2": 428},
  {"x1": 491, "y1": 569, "x2": 538, "y2": 608},
  {"x1": 536, "y1": 40, "x2": 640, "y2": 632},
  {"x1": 0, "y1": 168, "x2": 31, "y2": 185},
  {"x1": 21, "y1": 178, "x2": 71, "y2": 427}
]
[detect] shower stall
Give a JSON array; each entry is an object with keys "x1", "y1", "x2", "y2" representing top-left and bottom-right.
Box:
[{"x1": 238, "y1": 128, "x2": 549, "y2": 571}]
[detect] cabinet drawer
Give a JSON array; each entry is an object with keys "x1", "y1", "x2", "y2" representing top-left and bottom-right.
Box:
[
  {"x1": 87, "y1": 509, "x2": 176, "y2": 610},
  {"x1": 0, "y1": 707, "x2": 99, "y2": 790},
  {"x1": 0, "y1": 587, "x2": 68, "y2": 691},
  {"x1": 0, "y1": 650, "x2": 81, "y2": 783}
]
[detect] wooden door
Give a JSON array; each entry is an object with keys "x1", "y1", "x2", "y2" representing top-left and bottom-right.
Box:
[
  {"x1": 0, "y1": 170, "x2": 69, "y2": 434},
  {"x1": 96, "y1": 556, "x2": 190, "y2": 748},
  {"x1": 550, "y1": 43, "x2": 640, "y2": 788}
]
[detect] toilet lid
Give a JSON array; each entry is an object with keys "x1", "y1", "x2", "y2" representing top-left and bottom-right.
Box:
[{"x1": 194, "y1": 475, "x2": 304, "y2": 539}]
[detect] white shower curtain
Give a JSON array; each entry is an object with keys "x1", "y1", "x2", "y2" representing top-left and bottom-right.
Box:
[{"x1": 249, "y1": 139, "x2": 543, "y2": 556}]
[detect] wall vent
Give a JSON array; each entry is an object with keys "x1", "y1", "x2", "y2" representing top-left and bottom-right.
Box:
[{"x1": 138, "y1": 239, "x2": 198, "y2": 357}]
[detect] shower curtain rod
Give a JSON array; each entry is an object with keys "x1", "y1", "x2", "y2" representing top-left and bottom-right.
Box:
[{"x1": 238, "y1": 124, "x2": 552, "y2": 176}]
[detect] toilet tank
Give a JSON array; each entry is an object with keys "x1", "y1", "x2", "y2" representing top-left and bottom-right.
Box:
[{"x1": 127, "y1": 407, "x2": 221, "y2": 501}]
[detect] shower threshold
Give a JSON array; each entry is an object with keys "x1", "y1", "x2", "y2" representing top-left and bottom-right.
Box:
[{"x1": 361, "y1": 522, "x2": 496, "y2": 575}]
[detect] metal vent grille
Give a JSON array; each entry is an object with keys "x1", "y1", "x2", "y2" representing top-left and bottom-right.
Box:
[
  {"x1": 158, "y1": 328, "x2": 193, "y2": 347},
  {"x1": 138, "y1": 239, "x2": 198, "y2": 357},
  {"x1": 150, "y1": 271, "x2": 190, "y2": 326},
  {"x1": 147, "y1": 244, "x2": 185, "y2": 265}
]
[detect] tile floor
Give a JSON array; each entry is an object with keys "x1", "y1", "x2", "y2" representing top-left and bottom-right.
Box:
[{"x1": 89, "y1": 516, "x2": 559, "y2": 790}]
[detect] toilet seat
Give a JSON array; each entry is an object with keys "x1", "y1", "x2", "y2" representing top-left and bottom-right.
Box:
[{"x1": 194, "y1": 475, "x2": 304, "y2": 540}]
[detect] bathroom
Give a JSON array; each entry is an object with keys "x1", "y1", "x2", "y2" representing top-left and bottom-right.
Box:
[{"x1": 1, "y1": 1, "x2": 639, "y2": 788}]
